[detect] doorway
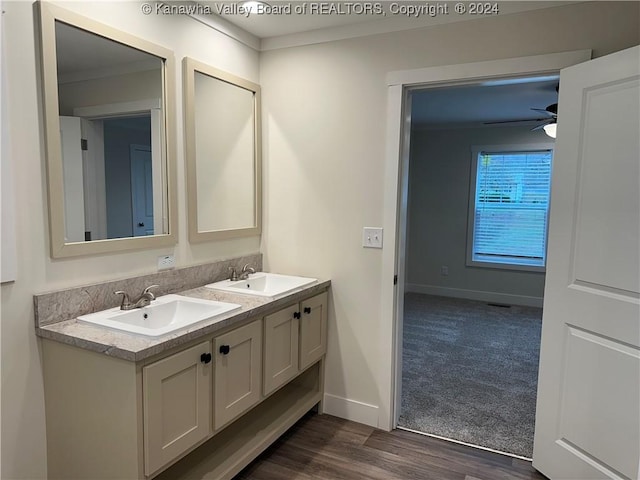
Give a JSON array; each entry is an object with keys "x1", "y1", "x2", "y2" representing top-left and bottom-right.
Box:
[
  {"x1": 382, "y1": 46, "x2": 639, "y2": 480},
  {"x1": 397, "y1": 80, "x2": 555, "y2": 458},
  {"x1": 377, "y1": 49, "x2": 593, "y2": 442}
]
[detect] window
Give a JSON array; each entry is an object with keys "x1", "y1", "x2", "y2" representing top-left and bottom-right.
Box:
[{"x1": 467, "y1": 144, "x2": 553, "y2": 271}]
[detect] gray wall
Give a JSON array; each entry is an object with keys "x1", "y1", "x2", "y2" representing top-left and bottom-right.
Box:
[
  {"x1": 406, "y1": 125, "x2": 552, "y2": 302},
  {"x1": 260, "y1": 1, "x2": 639, "y2": 425},
  {"x1": 103, "y1": 120, "x2": 151, "y2": 238}
]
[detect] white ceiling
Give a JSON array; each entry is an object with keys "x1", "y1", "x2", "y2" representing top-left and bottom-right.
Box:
[
  {"x1": 55, "y1": 3, "x2": 562, "y2": 126},
  {"x1": 411, "y1": 77, "x2": 560, "y2": 127},
  {"x1": 204, "y1": 0, "x2": 574, "y2": 48},
  {"x1": 55, "y1": 21, "x2": 160, "y2": 80},
  {"x1": 207, "y1": 1, "x2": 386, "y2": 38}
]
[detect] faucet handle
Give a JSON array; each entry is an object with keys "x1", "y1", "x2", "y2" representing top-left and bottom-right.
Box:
[
  {"x1": 228, "y1": 266, "x2": 238, "y2": 281},
  {"x1": 142, "y1": 285, "x2": 159, "y2": 299},
  {"x1": 114, "y1": 290, "x2": 131, "y2": 310},
  {"x1": 241, "y1": 264, "x2": 256, "y2": 274}
]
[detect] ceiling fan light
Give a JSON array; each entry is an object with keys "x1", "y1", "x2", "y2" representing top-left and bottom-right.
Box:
[
  {"x1": 241, "y1": 1, "x2": 265, "y2": 13},
  {"x1": 543, "y1": 123, "x2": 557, "y2": 138}
]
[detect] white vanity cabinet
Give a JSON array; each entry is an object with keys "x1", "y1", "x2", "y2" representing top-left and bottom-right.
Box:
[
  {"x1": 41, "y1": 289, "x2": 328, "y2": 480},
  {"x1": 143, "y1": 341, "x2": 212, "y2": 475}
]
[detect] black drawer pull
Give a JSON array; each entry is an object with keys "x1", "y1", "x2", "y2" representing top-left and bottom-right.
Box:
[
  {"x1": 304, "y1": 307, "x2": 311, "y2": 314},
  {"x1": 219, "y1": 345, "x2": 230, "y2": 355},
  {"x1": 200, "y1": 353, "x2": 212, "y2": 364},
  {"x1": 293, "y1": 311, "x2": 301, "y2": 319}
]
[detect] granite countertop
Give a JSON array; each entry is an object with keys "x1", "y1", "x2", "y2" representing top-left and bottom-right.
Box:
[{"x1": 36, "y1": 280, "x2": 330, "y2": 362}]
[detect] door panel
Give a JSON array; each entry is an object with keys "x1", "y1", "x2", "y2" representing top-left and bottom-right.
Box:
[
  {"x1": 130, "y1": 144, "x2": 154, "y2": 236},
  {"x1": 143, "y1": 341, "x2": 211, "y2": 475},
  {"x1": 214, "y1": 319, "x2": 262, "y2": 430},
  {"x1": 264, "y1": 305, "x2": 299, "y2": 396},
  {"x1": 559, "y1": 328, "x2": 639, "y2": 479},
  {"x1": 299, "y1": 293, "x2": 328, "y2": 371},
  {"x1": 571, "y1": 80, "x2": 640, "y2": 294},
  {"x1": 59, "y1": 116, "x2": 85, "y2": 242},
  {"x1": 533, "y1": 46, "x2": 640, "y2": 480}
]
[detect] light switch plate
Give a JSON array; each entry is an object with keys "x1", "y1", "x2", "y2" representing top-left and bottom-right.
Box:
[
  {"x1": 362, "y1": 227, "x2": 383, "y2": 249},
  {"x1": 157, "y1": 254, "x2": 175, "y2": 270}
]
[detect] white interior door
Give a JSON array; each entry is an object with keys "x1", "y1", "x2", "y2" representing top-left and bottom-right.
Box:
[
  {"x1": 533, "y1": 46, "x2": 639, "y2": 480},
  {"x1": 80, "y1": 118, "x2": 107, "y2": 241},
  {"x1": 59, "y1": 116, "x2": 85, "y2": 242},
  {"x1": 130, "y1": 144, "x2": 154, "y2": 236}
]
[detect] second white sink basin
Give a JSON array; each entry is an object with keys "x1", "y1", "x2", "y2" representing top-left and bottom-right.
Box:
[
  {"x1": 205, "y1": 272, "x2": 317, "y2": 299},
  {"x1": 77, "y1": 294, "x2": 242, "y2": 337}
]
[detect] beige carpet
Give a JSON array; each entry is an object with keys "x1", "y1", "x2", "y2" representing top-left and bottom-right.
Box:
[{"x1": 398, "y1": 293, "x2": 542, "y2": 458}]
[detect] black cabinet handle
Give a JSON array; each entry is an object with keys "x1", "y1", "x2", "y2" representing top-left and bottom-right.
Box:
[
  {"x1": 304, "y1": 307, "x2": 311, "y2": 314},
  {"x1": 138, "y1": 222, "x2": 145, "y2": 227},
  {"x1": 219, "y1": 345, "x2": 230, "y2": 355},
  {"x1": 200, "y1": 353, "x2": 212, "y2": 364}
]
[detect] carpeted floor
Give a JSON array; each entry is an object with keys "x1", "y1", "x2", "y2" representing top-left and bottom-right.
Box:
[{"x1": 398, "y1": 293, "x2": 542, "y2": 458}]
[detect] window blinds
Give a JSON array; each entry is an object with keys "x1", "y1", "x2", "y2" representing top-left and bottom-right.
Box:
[{"x1": 472, "y1": 150, "x2": 553, "y2": 267}]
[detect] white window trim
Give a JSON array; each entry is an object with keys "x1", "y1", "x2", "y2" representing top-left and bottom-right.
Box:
[{"x1": 466, "y1": 142, "x2": 554, "y2": 273}]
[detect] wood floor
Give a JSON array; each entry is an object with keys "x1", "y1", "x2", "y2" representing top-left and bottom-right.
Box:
[{"x1": 235, "y1": 413, "x2": 547, "y2": 480}]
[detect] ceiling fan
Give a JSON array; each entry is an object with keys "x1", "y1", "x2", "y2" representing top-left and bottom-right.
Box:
[
  {"x1": 484, "y1": 102, "x2": 557, "y2": 130},
  {"x1": 484, "y1": 84, "x2": 559, "y2": 137}
]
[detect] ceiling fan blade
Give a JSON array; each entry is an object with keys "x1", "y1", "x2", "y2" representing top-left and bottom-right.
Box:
[
  {"x1": 530, "y1": 119, "x2": 555, "y2": 131},
  {"x1": 531, "y1": 108, "x2": 556, "y2": 117},
  {"x1": 484, "y1": 117, "x2": 552, "y2": 125}
]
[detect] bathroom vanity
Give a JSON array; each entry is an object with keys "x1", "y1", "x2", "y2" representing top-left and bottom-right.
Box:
[
  {"x1": 37, "y1": 273, "x2": 329, "y2": 480},
  {"x1": 33, "y1": 4, "x2": 324, "y2": 479}
]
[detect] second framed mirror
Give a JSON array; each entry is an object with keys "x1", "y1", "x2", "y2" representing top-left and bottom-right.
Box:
[{"x1": 183, "y1": 58, "x2": 262, "y2": 242}]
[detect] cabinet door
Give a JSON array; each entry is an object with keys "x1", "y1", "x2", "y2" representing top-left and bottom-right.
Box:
[
  {"x1": 264, "y1": 304, "x2": 299, "y2": 396},
  {"x1": 214, "y1": 319, "x2": 262, "y2": 430},
  {"x1": 299, "y1": 292, "x2": 328, "y2": 370},
  {"x1": 143, "y1": 341, "x2": 212, "y2": 475}
]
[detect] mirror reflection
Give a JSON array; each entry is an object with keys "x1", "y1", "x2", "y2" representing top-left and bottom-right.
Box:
[
  {"x1": 184, "y1": 58, "x2": 262, "y2": 242},
  {"x1": 55, "y1": 21, "x2": 167, "y2": 242},
  {"x1": 194, "y1": 71, "x2": 255, "y2": 231}
]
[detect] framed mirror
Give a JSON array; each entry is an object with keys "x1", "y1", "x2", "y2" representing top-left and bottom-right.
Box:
[
  {"x1": 183, "y1": 57, "x2": 262, "y2": 242},
  {"x1": 38, "y1": 3, "x2": 177, "y2": 257}
]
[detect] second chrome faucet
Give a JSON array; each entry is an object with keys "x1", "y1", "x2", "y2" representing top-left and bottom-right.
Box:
[
  {"x1": 228, "y1": 264, "x2": 256, "y2": 281},
  {"x1": 114, "y1": 285, "x2": 159, "y2": 310}
]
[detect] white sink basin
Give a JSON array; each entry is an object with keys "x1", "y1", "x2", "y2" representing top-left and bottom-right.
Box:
[
  {"x1": 77, "y1": 294, "x2": 242, "y2": 337},
  {"x1": 205, "y1": 272, "x2": 317, "y2": 299}
]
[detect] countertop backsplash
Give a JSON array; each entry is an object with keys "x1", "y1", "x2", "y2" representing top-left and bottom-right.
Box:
[{"x1": 33, "y1": 254, "x2": 262, "y2": 328}]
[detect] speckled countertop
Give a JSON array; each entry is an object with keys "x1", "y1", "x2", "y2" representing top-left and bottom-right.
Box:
[{"x1": 36, "y1": 280, "x2": 330, "y2": 362}]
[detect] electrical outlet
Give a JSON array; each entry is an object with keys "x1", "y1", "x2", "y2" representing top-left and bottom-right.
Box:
[
  {"x1": 157, "y1": 254, "x2": 175, "y2": 271},
  {"x1": 440, "y1": 265, "x2": 449, "y2": 276},
  {"x1": 362, "y1": 227, "x2": 383, "y2": 248}
]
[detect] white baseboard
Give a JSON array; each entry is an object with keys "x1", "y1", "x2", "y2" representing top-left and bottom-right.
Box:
[
  {"x1": 322, "y1": 394, "x2": 379, "y2": 428},
  {"x1": 405, "y1": 284, "x2": 543, "y2": 308}
]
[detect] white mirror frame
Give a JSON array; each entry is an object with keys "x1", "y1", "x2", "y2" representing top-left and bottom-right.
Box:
[
  {"x1": 37, "y1": 2, "x2": 177, "y2": 258},
  {"x1": 183, "y1": 57, "x2": 262, "y2": 242}
]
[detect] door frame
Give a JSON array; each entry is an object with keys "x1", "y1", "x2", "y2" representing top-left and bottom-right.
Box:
[
  {"x1": 73, "y1": 99, "x2": 166, "y2": 235},
  {"x1": 130, "y1": 144, "x2": 154, "y2": 236},
  {"x1": 379, "y1": 49, "x2": 593, "y2": 432}
]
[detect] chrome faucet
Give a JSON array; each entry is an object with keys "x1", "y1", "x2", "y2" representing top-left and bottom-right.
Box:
[
  {"x1": 239, "y1": 264, "x2": 256, "y2": 280},
  {"x1": 228, "y1": 266, "x2": 239, "y2": 281},
  {"x1": 114, "y1": 285, "x2": 158, "y2": 310}
]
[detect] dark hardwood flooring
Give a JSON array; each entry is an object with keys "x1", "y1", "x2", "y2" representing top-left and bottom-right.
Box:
[{"x1": 235, "y1": 413, "x2": 547, "y2": 480}]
